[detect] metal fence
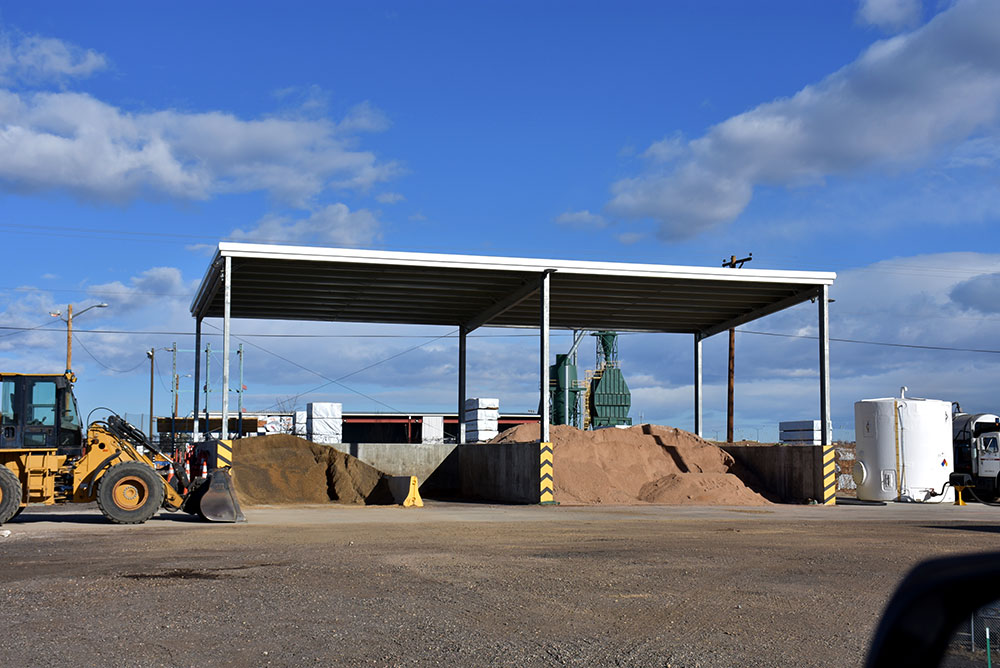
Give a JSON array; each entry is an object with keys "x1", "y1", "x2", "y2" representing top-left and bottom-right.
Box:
[{"x1": 946, "y1": 604, "x2": 1000, "y2": 666}]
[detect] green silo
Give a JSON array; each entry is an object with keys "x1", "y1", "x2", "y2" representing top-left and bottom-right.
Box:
[
  {"x1": 588, "y1": 331, "x2": 632, "y2": 428},
  {"x1": 550, "y1": 353, "x2": 584, "y2": 426}
]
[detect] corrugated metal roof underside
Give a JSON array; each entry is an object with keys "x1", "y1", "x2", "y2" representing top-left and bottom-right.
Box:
[{"x1": 192, "y1": 244, "x2": 835, "y2": 335}]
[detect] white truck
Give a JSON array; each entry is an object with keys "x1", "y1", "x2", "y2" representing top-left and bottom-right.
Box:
[{"x1": 952, "y1": 410, "x2": 1000, "y2": 499}]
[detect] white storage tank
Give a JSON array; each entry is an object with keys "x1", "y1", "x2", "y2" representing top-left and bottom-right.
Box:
[{"x1": 854, "y1": 388, "x2": 953, "y2": 502}]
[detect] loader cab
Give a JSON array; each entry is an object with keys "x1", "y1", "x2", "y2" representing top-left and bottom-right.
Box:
[{"x1": 0, "y1": 374, "x2": 84, "y2": 456}]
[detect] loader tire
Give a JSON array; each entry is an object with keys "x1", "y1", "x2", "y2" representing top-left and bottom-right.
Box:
[
  {"x1": 96, "y1": 462, "x2": 165, "y2": 525},
  {"x1": 0, "y1": 466, "x2": 22, "y2": 525}
]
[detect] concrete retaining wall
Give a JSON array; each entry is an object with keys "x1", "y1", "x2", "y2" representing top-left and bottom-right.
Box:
[
  {"x1": 721, "y1": 444, "x2": 826, "y2": 503},
  {"x1": 458, "y1": 442, "x2": 538, "y2": 503},
  {"x1": 331, "y1": 443, "x2": 458, "y2": 496},
  {"x1": 325, "y1": 440, "x2": 834, "y2": 505}
]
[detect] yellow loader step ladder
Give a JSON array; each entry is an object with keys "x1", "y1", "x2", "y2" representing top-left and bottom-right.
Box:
[{"x1": 22, "y1": 451, "x2": 63, "y2": 504}]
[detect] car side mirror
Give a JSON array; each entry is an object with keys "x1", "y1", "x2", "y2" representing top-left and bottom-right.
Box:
[{"x1": 866, "y1": 551, "x2": 1000, "y2": 667}]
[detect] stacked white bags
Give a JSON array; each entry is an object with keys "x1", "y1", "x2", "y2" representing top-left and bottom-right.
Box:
[
  {"x1": 307, "y1": 402, "x2": 343, "y2": 444},
  {"x1": 294, "y1": 410, "x2": 307, "y2": 437},
  {"x1": 464, "y1": 397, "x2": 499, "y2": 442},
  {"x1": 422, "y1": 415, "x2": 445, "y2": 444}
]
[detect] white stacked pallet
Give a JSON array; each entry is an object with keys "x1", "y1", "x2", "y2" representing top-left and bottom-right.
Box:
[
  {"x1": 464, "y1": 397, "x2": 499, "y2": 442},
  {"x1": 779, "y1": 419, "x2": 832, "y2": 445},
  {"x1": 307, "y1": 402, "x2": 343, "y2": 444},
  {"x1": 422, "y1": 415, "x2": 445, "y2": 444},
  {"x1": 465, "y1": 397, "x2": 500, "y2": 410},
  {"x1": 294, "y1": 410, "x2": 307, "y2": 437}
]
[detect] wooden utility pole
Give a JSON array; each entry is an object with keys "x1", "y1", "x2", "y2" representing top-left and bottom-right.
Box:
[
  {"x1": 65, "y1": 303, "x2": 73, "y2": 373},
  {"x1": 722, "y1": 254, "x2": 752, "y2": 443},
  {"x1": 50, "y1": 302, "x2": 107, "y2": 375},
  {"x1": 147, "y1": 348, "x2": 155, "y2": 441}
]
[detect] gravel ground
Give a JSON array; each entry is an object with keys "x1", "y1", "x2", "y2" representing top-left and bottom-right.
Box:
[{"x1": 1, "y1": 501, "x2": 998, "y2": 667}]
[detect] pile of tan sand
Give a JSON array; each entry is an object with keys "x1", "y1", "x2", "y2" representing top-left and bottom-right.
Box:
[
  {"x1": 491, "y1": 423, "x2": 769, "y2": 506},
  {"x1": 230, "y1": 434, "x2": 394, "y2": 506}
]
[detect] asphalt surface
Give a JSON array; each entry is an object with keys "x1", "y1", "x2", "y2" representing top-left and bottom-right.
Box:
[{"x1": 2, "y1": 500, "x2": 998, "y2": 667}]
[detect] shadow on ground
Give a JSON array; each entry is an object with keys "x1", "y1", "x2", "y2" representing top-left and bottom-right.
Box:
[
  {"x1": 922, "y1": 524, "x2": 1000, "y2": 534},
  {"x1": 11, "y1": 510, "x2": 202, "y2": 525}
]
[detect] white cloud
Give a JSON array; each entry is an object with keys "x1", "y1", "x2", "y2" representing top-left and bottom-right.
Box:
[
  {"x1": 0, "y1": 26, "x2": 399, "y2": 208},
  {"x1": 616, "y1": 232, "x2": 644, "y2": 245},
  {"x1": 336, "y1": 101, "x2": 391, "y2": 133},
  {"x1": 858, "y1": 0, "x2": 924, "y2": 31},
  {"x1": 554, "y1": 209, "x2": 607, "y2": 228},
  {"x1": 0, "y1": 90, "x2": 399, "y2": 204},
  {"x1": 271, "y1": 84, "x2": 330, "y2": 114},
  {"x1": 231, "y1": 203, "x2": 382, "y2": 246},
  {"x1": 0, "y1": 32, "x2": 106, "y2": 83},
  {"x1": 375, "y1": 191, "x2": 405, "y2": 204},
  {"x1": 87, "y1": 267, "x2": 195, "y2": 313},
  {"x1": 946, "y1": 136, "x2": 1000, "y2": 168},
  {"x1": 608, "y1": 0, "x2": 1000, "y2": 240},
  {"x1": 641, "y1": 133, "x2": 685, "y2": 163},
  {"x1": 735, "y1": 253, "x2": 1000, "y2": 406}
]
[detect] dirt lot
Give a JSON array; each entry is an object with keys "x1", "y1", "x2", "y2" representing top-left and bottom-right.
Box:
[{"x1": 1, "y1": 501, "x2": 997, "y2": 667}]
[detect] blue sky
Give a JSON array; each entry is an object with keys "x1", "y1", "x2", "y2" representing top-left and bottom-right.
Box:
[{"x1": 1, "y1": 0, "x2": 999, "y2": 441}]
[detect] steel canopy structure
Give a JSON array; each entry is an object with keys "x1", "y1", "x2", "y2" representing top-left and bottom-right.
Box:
[{"x1": 191, "y1": 242, "x2": 836, "y2": 444}]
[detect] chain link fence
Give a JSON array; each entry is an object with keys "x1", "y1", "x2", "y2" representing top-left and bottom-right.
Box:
[{"x1": 944, "y1": 603, "x2": 1000, "y2": 666}]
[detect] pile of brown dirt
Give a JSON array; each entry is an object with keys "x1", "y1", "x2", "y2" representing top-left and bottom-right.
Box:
[
  {"x1": 491, "y1": 423, "x2": 769, "y2": 506},
  {"x1": 231, "y1": 434, "x2": 393, "y2": 506}
]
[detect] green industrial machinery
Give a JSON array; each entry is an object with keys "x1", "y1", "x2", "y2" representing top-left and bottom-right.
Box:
[
  {"x1": 549, "y1": 353, "x2": 585, "y2": 427},
  {"x1": 587, "y1": 331, "x2": 632, "y2": 428}
]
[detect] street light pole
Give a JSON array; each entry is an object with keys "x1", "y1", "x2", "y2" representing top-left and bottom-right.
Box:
[{"x1": 50, "y1": 302, "x2": 108, "y2": 375}]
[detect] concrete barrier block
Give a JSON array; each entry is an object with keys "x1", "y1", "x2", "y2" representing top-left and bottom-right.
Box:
[
  {"x1": 722, "y1": 444, "x2": 829, "y2": 504},
  {"x1": 387, "y1": 475, "x2": 423, "y2": 507},
  {"x1": 458, "y1": 442, "x2": 537, "y2": 503}
]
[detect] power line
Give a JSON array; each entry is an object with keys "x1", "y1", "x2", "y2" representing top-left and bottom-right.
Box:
[
  {"x1": 739, "y1": 329, "x2": 1000, "y2": 354},
  {"x1": 0, "y1": 324, "x2": 571, "y2": 339},
  {"x1": 202, "y1": 323, "x2": 407, "y2": 413},
  {"x1": 257, "y1": 331, "x2": 456, "y2": 411},
  {"x1": 0, "y1": 317, "x2": 61, "y2": 340},
  {"x1": 203, "y1": 321, "x2": 461, "y2": 412},
  {"x1": 0, "y1": 285, "x2": 194, "y2": 298},
  {"x1": 71, "y1": 334, "x2": 148, "y2": 373},
  {"x1": 153, "y1": 353, "x2": 172, "y2": 393}
]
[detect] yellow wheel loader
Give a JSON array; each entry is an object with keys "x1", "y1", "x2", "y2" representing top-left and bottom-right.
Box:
[{"x1": 0, "y1": 373, "x2": 244, "y2": 525}]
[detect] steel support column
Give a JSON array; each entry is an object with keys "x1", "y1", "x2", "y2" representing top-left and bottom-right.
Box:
[
  {"x1": 221, "y1": 255, "x2": 232, "y2": 440},
  {"x1": 818, "y1": 285, "x2": 831, "y2": 445},
  {"x1": 193, "y1": 316, "x2": 202, "y2": 440},
  {"x1": 540, "y1": 271, "x2": 551, "y2": 443},
  {"x1": 458, "y1": 326, "x2": 467, "y2": 444},
  {"x1": 694, "y1": 333, "x2": 703, "y2": 438}
]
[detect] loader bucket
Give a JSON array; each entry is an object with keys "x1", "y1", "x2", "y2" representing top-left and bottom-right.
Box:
[{"x1": 187, "y1": 469, "x2": 246, "y2": 523}]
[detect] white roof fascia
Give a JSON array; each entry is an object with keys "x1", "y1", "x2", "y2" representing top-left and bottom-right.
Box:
[{"x1": 212, "y1": 242, "x2": 836, "y2": 285}]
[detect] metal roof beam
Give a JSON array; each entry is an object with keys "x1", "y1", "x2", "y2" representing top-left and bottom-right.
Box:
[
  {"x1": 191, "y1": 256, "x2": 224, "y2": 319},
  {"x1": 698, "y1": 288, "x2": 820, "y2": 338},
  {"x1": 462, "y1": 275, "x2": 545, "y2": 332}
]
